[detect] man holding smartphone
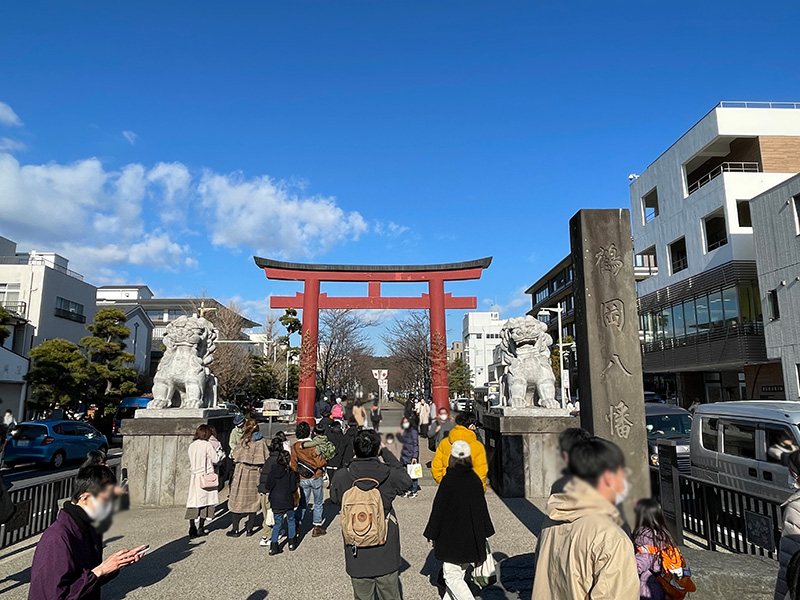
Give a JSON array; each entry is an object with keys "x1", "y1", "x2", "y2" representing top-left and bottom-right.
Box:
[{"x1": 28, "y1": 465, "x2": 146, "y2": 600}]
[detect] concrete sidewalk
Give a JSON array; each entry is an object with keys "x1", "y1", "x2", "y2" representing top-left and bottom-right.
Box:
[{"x1": 0, "y1": 405, "x2": 779, "y2": 599}]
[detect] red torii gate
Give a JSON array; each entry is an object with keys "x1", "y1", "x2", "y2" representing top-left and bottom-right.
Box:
[{"x1": 254, "y1": 257, "x2": 492, "y2": 424}]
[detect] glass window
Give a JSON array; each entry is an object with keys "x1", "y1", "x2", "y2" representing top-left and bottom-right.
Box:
[
  {"x1": 738, "y1": 283, "x2": 759, "y2": 324},
  {"x1": 168, "y1": 309, "x2": 188, "y2": 320},
  {"x1": 695, "y1": 294, "x2": 710, "y2": 332},
  {"x1": 701, "y1": 418, "x2": 719, "y2": 451},
  {"x1": 721, "y1": 421, "x2": 756, "y2": 459},
  {"x1": 768, "y1": 290, "x2": 780, "y2": 320},
  {"x1": 660, "y1": 307, "x2": 673, "y2": 339},
  {"x1": 0, "y1": 283, "x2": 21, "y2": 305},
  {"x1": 737, "y1": 200, "x2": 752, "y2": 228},
  {"x1": 794, "y1": 194, "x2": 800, "y2": 236},
  {"x1": 708, "y1": 290, "x2": 724, "y2": 328},
  {"x1": 475, "y1": 333, "x2": 482, "y2": 339},
  {"x1": 683, "y1": 299, "x2": 697, "y2": 336},
  {"x1": 646, "y1": 413, "x2": 693, "y2": 441},
  {"x1": 56, "y1": 297, "x2": 84, "y2": 315},
  {"x1": 146, "y1": 309, "x2": 165, "y2": 321},
  {"x1": 765, "y1": 424, "x2": 799, "y2": 464},
  {"x1": 722, "y1": 286, "x2": 739, "y2": 326},
  {"x1": 672, "y1": 303, "x2": 685, "y2": 337},
  {"x1": 704, "y1": 209, "x2": 729, "y2": 252}
]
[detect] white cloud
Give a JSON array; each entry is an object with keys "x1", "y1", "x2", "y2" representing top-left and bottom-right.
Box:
[
  {"x1": 0, "y1": 137, "x2": 25, "y2": 152},
  {"x1": 374, "y1": 220, "x2": 409, "y2": 237},
  {"x1": 198, "y1": 171, "x2": 368, "y2": 258},
  {"x1": 0, "y1": 102, "x2": 22, "y2": 127},
  {"x1": 484, "y1": 286, "x2": 530, "y2": 317},
  {"x1": 147, "y1": 162, "x2": 192, "y2": 225},
  {"x1": 122, "y1": 130, "x2": 138, "y2": 145}
]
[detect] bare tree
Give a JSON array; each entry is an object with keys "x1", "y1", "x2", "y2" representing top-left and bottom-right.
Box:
[
  {"x1": 197, "y1": 300, "x2": 252, "y2": 404},
  {"x1": 317, "y1": 309, "x2": 376, "y2": 396},
  {"x1": 381, "y1": 311, "x2": 431, "y2": 395}
]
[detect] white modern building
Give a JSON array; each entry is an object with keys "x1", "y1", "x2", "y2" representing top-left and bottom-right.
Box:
[
  {"x1": 462, "y1": 311, "x2": 505, "y2": 388},
  {"x1": 630, "y1": 102, "x2": 800, "y2": 404},
  {"x1": 751, "y1": 173, "x2": 800, "y2": 400},
  {"x1": 0, "y1": 236, "x2": 98, "y2": 418}
]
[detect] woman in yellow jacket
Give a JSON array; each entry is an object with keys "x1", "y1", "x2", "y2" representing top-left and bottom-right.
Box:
[{"x1": 431, "y1": 411, "x2": 488, "y2": 491}]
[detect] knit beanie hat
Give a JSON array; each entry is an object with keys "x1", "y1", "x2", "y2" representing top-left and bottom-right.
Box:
[{"x1": 451, "y1": 440, "x2": 471, "y2": 459}]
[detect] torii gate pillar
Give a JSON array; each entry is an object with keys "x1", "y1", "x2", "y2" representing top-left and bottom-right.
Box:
[{"x1": 256, "y1": 257, "x2": 492, "y2": 425}]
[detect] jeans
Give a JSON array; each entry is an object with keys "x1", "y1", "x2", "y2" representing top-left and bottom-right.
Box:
[
  {"x1": 442, "y1": 562, "x2": 475, "y2": 600},
  {"x1": 297, "y1": 476, "x2": 324, "y2": 526},
  {"x1": 271, "y1": 511, "x2": 296, "y2": 544},
  {"x1": 350, "y1": 571, "x2": 401, "y2": 600}
]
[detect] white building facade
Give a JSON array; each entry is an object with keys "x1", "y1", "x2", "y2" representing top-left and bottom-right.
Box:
[{"x1": 462, "y1": 311, "x2": 505, "y2": 388}]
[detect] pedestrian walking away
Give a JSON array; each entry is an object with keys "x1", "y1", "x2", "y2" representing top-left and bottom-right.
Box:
[
  {"x1": 424, "y1": 440, "x2": 494, "y2": 600},
  {"x1": 370, "y1": 398, "x2": 383, "y2": 433},
  {"x1": 396, "y1": 416, "x2": 421, "y2": 497},
  {"x1": 331, "y1": 430, "x2": 413, "y2": 600},
  {"x1": 186, "y1": 424, "x2": 221, "y2": 538},
  {"x1": 777, "y1": 450, "x2": 800, "y2": 600},
  {"x1": 291, "y1": 421, "x2": 328, "y2": 537},
  {"x1": 353, "y1": 400, "x2": 367, "y2": 428},
  {"x1": 28, "y1": 465, "x2": 146, "y2": 600},
  {"x1": 228, "y1": 420, "x2": 269, "y2": 537},
  {"x1": 257, "y1": 437, "x2": 284, "y2": 547},
  {"x1": 265, "y1": 450, "x2": 300, "y2": 555},
  {"x1": 532, "y1": 436, "x2": 638, "y2": 600},
  {"x1": 431, "y1": 411, "x2": 488, "y2": 490}
]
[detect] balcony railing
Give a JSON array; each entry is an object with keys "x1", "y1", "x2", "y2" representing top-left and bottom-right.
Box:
[
  {"x1": 671, "y1": 257, "x2": 688, "y2": 273},
  {"x1": 688, "y1": 162, "x2": 760, "y2": 195},
  {"x1": 0, "y1": 301, "x2": 26, "y2": 315},
  {"x1": 54, "y1": 307, "x2": 86, "y2": 323},
  {"x1": 0, "y1": 256, "x2": 84, "y2": 281}
]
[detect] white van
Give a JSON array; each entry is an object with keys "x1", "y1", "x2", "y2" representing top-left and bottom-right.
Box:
[{"x1": 690, "y1": 401, "x2": 800, "y2": 503}]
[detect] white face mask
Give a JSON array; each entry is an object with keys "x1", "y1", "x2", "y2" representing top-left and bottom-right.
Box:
[
  {"x1": 386, "y1": 439, "x2": 394, "y2": 444},
  {"x1": 402, "y1": 422, "x2": 410, "y2": 430},
  {"x1": 83, "y1": 495, "x2": 113, "y2": 522},
  {"x1": 614, "y1": 478, "x2": 630, "y2": 505},
  {"x1": 438, "y1": 414, "x2": 447, "y2": 422}
]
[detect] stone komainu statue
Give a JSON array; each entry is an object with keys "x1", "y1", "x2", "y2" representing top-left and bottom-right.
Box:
[
  {"x1": 500, "y1": 315, "x2": 559, "y2": 409},
  {"x1": 148, "y1": 315, "x2": 219, "y2": 409}
]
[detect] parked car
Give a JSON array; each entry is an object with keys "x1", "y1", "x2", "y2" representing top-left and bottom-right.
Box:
[
  {"x1": 645, "y1": 404, "x2": 692, "y2": 472},
  {"x1": 111, "y1": 396, "x2": 153, "y2": 444},
  {"x1": 691, "y1": 401, "x2": 800, "y2": 502},
  {"x1": 451, "y1": 397, "x2": 473, "y2": 412},
  {"x1": 276, "y1": 400, "x2": 297, "y2": 423},
  {"x1": 644, "y1": 391, "x2": 665, "y2": 403},
  {"x1": 219, "y1": 402, "x2": 243, "y2": 416},
  {"x1": 4, "y1": 420, "x2": 108, "y2": 469}
]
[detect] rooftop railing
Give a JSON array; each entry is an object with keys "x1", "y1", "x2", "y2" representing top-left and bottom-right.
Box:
[
  {"x1": 718, "y1": 101, "x2": 800, "y2": 109},
  {"x1": 688, "y1": 161, "x2": 760, "y2": 195},
  {"x1": 0, "y1": 256, "x2": 84, "y2": 281}
]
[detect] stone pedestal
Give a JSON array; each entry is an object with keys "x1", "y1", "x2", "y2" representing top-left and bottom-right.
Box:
[
  {"x1": 483, "y1": 411, "x2": 579, "y2": 499},
  {"x1": 121, "y1": 412, "x2": 234, "y2": 508}
]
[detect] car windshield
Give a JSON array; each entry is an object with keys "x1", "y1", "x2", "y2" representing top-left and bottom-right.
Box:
[
  {"x1": 116, "y1": 406, "x2": 139, "y2": 420},
  {"x1": 13, "y1": 424, "x2": 48, "y2": 440},
  {"x1": 646, "y1": 414, "x2": 692, "y2": 440}
]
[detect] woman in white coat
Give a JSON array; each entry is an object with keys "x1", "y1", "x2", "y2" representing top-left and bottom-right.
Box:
[
  {"x1": 777, "y1": 450, "x2": 800, "y2": 600},
  {"x1": 186, "y1": 424, "x2": 220, "y2": 538}
]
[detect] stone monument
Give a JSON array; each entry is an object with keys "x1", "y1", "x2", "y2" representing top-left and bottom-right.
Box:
[
  {"x1": 569, "y1": 208, "x2": 649, "y2": 522},
  {"x1": 483, "y1": 316, "x2": 578, "y2": 498},
  {"x1": 122, "y1": 315, "x2": 231, "y2": 507}
]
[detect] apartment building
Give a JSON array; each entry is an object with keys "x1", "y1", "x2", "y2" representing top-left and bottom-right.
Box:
[
  {"x1": 751, "y1": 173, "x2": 800, "y2": 400},
  {"x1": 630, "y1": 101, "x2": 800, "y2": 404},
  {"x1": 462, "y1": 312, "x2": 504, "y2": 388},
  {"x1": 446, "y1": 341, "x2": 464, "y2": 364}
]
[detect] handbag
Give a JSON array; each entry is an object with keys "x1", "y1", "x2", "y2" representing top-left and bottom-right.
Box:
[
  {"x1": 472, "y1": 542, "x2": 496, "y2": 588},
  {"x1": 265, "y1": 508, "x2": 275, "y2": 528},
  {"x1": 406, "y1": 463, "x2": 423, "y2": 479},
  {"x1": 199, "y1": 451, "x2": 219, "y2": 491}
]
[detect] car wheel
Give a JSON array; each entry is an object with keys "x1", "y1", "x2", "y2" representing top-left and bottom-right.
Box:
[{"x1": 51, "y1": 451, "x2": 66, "y2": 469}]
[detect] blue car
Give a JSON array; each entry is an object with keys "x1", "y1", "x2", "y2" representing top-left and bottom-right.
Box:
[{"x1": 3, "y1": 420, "x2": 108, "y2": 469}]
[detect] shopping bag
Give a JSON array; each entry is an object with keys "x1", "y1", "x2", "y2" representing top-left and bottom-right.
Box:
[
  {"x1": 406, "y1": 463, "x2": 423, "y2": 479},
  {"x1": 265, "y1": 509, "x2": 275, "y2": 528},
  {"x1": 472, "y1": 542, "x2": 496, "y2": 588}
]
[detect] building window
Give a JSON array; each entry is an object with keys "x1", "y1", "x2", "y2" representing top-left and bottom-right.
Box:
[
  {"x1": 703, "y1": 208, "x2": 728, "y2": 252},
  {"x1": 534, "y1": 287, "x2": 548, "y2": 304},
  {"x1": 768, "y1": 289, "x2": 780, "y2": 320},
  {"x1": 736, "y1": 200, "x2": 752, "y2": 228},
  {"x1": 668, "y1": 238, "x2": 688, "y2": 274},
  {"x1": 55, "y1": 297, "x2": 86, "y2": 323},
  {"x1": 642, "y1": 188, "x2": 659, "y2": 223},
  {"x1": 794, "y1": 195, "x2": 800, "y2": 236},
  {"x1": 146, "y1": 309, "x2": 165, "y2": 321},
  {"x1": 167, "y1": 309, "x2": 189, "y2": 320},
  {"x1": 796, "y1": 365, "x2": 800, "y2": 398},
  {"x1": 0, "y1": 283, "x2": 21, "y2": 309},
  {"x1": 475, "y1": 333, "x2": 482, "y2": 339}
]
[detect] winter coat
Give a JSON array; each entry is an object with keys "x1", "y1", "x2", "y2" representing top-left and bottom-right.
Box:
[
  {"x1": 265, "y1": 463, "x2": 299, "y2": 513},
  {"x1": 369, "y1": 404, "x2": 382, "y2": 423},
  {"x1": 396, "y1": 427, "x2": 419, "y2": 464},
  {"x1": 330, "y1": 449, "x2": 413, "y2": 579},
  {"x1": 416, "y1": 402, "x2": 431, "y2": 426},
  {"x1": 431, "y1": 425, "x2": 488, "y2": 490},
  {"x1": 403, "y1": 400, "x2": 415, "y2": 420},
  {"x1": 229, "y1": 426, "x2": 244, "y2": 454},
  {"x1": 291, "y1": 439, "x2": 327, "y2": 479},
  {"x1": 186, "y1": 439, "x2": 220, "y2": 509},
  {"x1": 532, "y1": 477, "x2": 638, "y2": 600},
  {"x1": 634, "y1": 529, "x2": 667, "y2": 600},
  {"x1": 353, "y1": 404, "x2": 366, "y2": 427},
  {"x1": 331, "y1": 403, "x2": 344, "y2": 420},
  {"x1": 776, "y1": 490, "x2": 800, "y2": 600},
  {"x1": 427, "y1": 418, "x2": 455, "y2": 448},
  {"x1": 314, "y1": 399, "x2": 331, "y2": 419},
  {"x1": 257, "y1": 450, "x2": 282, "y2": 495},
  {"x1": 423, "y1": 464, "x2": 494, "y2": 564},
  {"x1": 28, "y1": 503, "x2": 116, "y2": 600},
  {"x1": 328, "y1": 426, "x2": 357, "y2": 469},
  {"x1": 229, "y1": 438, "x2": 269, "y2": 513}
]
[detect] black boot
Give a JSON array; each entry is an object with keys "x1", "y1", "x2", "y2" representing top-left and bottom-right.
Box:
[
  {"x1": 189, "y1": 521, "x2": 198, "y2": 538},
  {"x1": 245, "y1": 514, "x2": 258, "y2": 536},
  {"x1": 197, "y1": 518, "x2": 207, "y2": 536},
  {"x1": 288, "y1": 537, "x2": 297, "y2": 551},
  {"x1": 227, "y1": 514, "x2": 243, "y2": 537},
  {"x1": 269, "y1": 543, "x2": 282, "y2": 555}
]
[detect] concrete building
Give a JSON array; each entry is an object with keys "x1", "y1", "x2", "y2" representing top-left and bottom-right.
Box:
[
  {"x1": 630, "y1": 101, "x2": 800, "y2": 404},
  {"x1": 462, "y1": 311, "x2": 504, "y2": 388},
  {"x1": 751, "y1": 173, "x2": 800, "y2": 400},
  {"x1": 446, "y1": 341, "x2": 464, "y2": 364}
]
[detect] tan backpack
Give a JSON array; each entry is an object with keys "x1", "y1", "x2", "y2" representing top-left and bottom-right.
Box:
[{"x1": 340, "y1": 477, "x2": 387, "y2": 550}]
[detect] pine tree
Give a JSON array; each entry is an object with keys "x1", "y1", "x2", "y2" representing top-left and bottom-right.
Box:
[
  {"x1": 25, "y1": 339, "x2": 91, "y2": 411},
  {"x1": 447, "y1": 357, "x2": 473, "y2": 397}
]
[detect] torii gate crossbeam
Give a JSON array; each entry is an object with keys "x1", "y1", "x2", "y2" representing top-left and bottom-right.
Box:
[{"x1": 254, "y1": 257, "x2": 492, "y2": 424}]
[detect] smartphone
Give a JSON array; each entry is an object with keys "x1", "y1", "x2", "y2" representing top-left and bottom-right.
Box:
[{"x1": 134, "y1": 545, "x2": 150, "y2": 558}]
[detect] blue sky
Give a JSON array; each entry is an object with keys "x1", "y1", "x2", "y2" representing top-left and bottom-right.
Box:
[{"x1": 1, "y1": 1, "x2": 799, "y2": 351}]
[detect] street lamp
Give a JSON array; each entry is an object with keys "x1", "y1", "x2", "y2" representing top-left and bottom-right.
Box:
[{"x1": 538, "y1": 302, "x2": 568, "y2": 408}]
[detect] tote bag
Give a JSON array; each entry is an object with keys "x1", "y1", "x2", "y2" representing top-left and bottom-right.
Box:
[
  {"x1": 472, "y1": 542, "x2": 497, "y2": 588},
  {"x1": 406, "y1": 463, "x2": 423, "y2": 480}
]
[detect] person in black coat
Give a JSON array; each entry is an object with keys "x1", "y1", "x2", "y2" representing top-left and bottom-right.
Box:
[
  {"x1": 257, "y1": 438, "x2": 284, "y2": 547},
  {"x1": 265, "y1": 451, "x2": 299, "y2": 555},
  {"x1": 423, "y1": 440, "x2": 494, "y2": 600}
]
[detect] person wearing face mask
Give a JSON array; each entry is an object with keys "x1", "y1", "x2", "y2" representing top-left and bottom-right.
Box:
[
  {"x1": 776, "y1": 450, "x2": 800, "y2": 600},
  {"x1": 29, "y1": 465, "x2": 146, "y2": 600},
  {"x1": 428, "y1": 406, "x2": 455, "y2": 452},
  {"x1": 532, "y1": 437, "x2": 638, "y2": 600},
  {"x1": 396, "y1": 416, "x2": 420, "y2": 497}
]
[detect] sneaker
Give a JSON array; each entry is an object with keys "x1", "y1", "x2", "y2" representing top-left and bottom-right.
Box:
[
  {"x1": 260, "y1": 537, "x2": 270, "y2": 547},
  {"x1": 410, "y1": 492, "x2": 418, "y2": 498}
]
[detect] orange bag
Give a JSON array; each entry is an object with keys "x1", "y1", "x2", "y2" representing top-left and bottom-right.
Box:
[{"x1": 656, "y1": 545, "x2": 696, "y2": 599}]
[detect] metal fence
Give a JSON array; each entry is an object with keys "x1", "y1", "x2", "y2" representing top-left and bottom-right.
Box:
[{"x1": 0, "y1": 458, "x2": 121, "y2": 549}]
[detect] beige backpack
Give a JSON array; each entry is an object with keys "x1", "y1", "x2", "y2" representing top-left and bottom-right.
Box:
[{"x1": 340, "y1": 477, "x2": 387, "y2": 550}]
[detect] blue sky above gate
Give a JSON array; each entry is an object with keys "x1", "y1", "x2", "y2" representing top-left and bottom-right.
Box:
[{"x1": 1, "y1": 1, "x2": 799, "y2": 351}]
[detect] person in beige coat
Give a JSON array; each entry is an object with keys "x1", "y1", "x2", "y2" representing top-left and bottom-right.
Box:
[
  {"x1": 227, "y1": 420, "x2": 269, "y2": 537},
  {"x1": 533, "y1": 437, "x2": 638, "y2": 600},
  {"x1": 186, "y1": 424, "x2": 221, "y2": 538},
  {"x1": 353, "y1": 401, "x2": 366, "y2": 428}
]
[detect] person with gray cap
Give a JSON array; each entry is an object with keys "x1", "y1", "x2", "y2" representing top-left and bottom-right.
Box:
[
  {"x1": 424, "y1": 440, "x2": 494, "y2": 600},
  {"x1": 230, "y1": 413, "x2": 246, "y2": 455}
]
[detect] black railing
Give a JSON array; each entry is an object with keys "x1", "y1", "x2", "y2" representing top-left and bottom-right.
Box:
[
  {"x1": 54, "y1": 307, "x2": 86, "y2": 323},
  {"x1": 642, "y1": 321, "x2": 764, "y2": 353},
  {"x1": 0, "y1": 458, "x2": 121, "y2": 549}
]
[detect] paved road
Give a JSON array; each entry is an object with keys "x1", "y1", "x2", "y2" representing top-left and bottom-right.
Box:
[{"x1": 1, "y1": 448, "x2": 123, "y2": 488}]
